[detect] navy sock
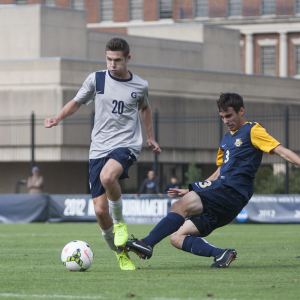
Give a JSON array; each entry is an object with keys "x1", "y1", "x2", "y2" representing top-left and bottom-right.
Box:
[
  {"x1": 142, "y1": 212, "x2": 185, "y2": 248},
  {"x1": 182, "y1": 235, "x2": 224, "y2": 257}
]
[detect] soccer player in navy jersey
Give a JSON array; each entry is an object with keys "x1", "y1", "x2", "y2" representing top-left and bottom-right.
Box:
[
  {"x1": 126, "y1": 92, "x2": 300, "y2": 268},
  {"x1": 44, "y1": 37, "x2": 161, "y2": 270}
]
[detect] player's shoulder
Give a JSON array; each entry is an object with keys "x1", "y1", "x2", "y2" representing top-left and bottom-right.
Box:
[
  {"x1": 131, "y1": 72, "x2": 148, "y2": 87},
  {"x1": 85, "y1": 70, "x2": 106, "y2": 80},
  {"x1": 248, "y1": 122, "x2": 265, "y2": 131}
]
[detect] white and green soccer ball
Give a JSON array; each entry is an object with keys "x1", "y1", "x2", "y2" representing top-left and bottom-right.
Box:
[{"x1": 61, "y1": 240, "x2": 93, "y2": 272}]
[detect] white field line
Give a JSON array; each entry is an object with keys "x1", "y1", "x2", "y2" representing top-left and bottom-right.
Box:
[
  {"x1": 0, "y1": 294, "x2": 105, "y2": 299},
  {"x1": 0, "y1": 294, "x2": 260, "y2": 300}
]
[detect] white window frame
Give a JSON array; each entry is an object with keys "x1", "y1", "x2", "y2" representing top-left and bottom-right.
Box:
[
  {"x1": 295, "y1": 0, "x2": 300, "y2": 14},
  {"x1": 292, "y1": 38, "x2": 300, "y2": 76},
  {"x1": 70, "y1": 0, "x2": 84, "y2": 10},
  {"x1": 100, "y1": 0, "x2": 114, "y2": 22},
  {"x1": 43, "y1": 0, "x2": 56, "y2": 6},
  {"x1": 14, "y1": 0, "x2": 28, "y2": 5},
  {"x1": 227, "y1": 0, "x2": 242, "y2": 17},
  {"x1": 129, "y1": 0, "x2": 143, "y2": 21},
  {"x1": 194, "y1": 0, "x2": 208, "y2": 18},
  {"x1": 159, "y1": 0, "x2": 172, "y2": 19},
  {"x1": 260, "y1": 45, "x2": 276, "y2": 76},
  {"x1": 261, "y1": 0, "x2": 276, "y2": 16}
]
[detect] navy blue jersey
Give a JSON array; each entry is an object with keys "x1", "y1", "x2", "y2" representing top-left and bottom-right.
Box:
[{"x1": 217, "y1": 122, "x2": 280, "y2": 200}]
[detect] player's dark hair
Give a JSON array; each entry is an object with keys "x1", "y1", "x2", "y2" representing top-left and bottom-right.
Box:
[
  {"x1": 106, "y1": 37, "x2": 130, "y2": 58},
  {"x1": 217, "y1": 93, "x2": 244, "y2": 113}
]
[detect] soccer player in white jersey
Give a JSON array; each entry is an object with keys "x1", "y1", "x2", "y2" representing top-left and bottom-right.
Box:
[{"x1": 44, "y1": 37, "x2": 161, "y2": 270}]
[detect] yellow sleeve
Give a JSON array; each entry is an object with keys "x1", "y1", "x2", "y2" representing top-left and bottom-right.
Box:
[
  {"x1": 216, "y1": 148, "x2": 224, "y2": 166},
  {"x1": 250, "y1": 123, "x2": 281, "y2": 154}
]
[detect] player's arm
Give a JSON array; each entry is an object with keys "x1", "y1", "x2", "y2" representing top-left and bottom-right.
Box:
[
  {"x1": 205, "y1": 166, "x2": 221, "y2": 181},
  {"x1": 139, "y1": 105, "x2": 161, "y2": 155},
  {"x1": 168, "y1": 153, "x2": 222, "y2": 197},
  {"x1": 271, "y1": 145, "x2": 300, "y2": 167},
  {"x1": 44, "y1": 100, "x2": 82, "y2": 128}
]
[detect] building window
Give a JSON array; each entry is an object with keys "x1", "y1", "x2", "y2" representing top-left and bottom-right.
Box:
[
  {"x1": 296, "y1": 0, "x2": 300, "y2": 14},
  {"x1": 261, "y1": 0, "x2": 275, "y2": 15},
  {"x1": 295, "y1": 45, "x2": 300, "y2": 75},
  {"x1": 100, "y1": 0, "x2": 113, "y2": 21},
  {"x1": 43, "y1": 0, "x2": 56, "y2": 6},
  {"x1": 70, "y1": 0, "x2": 84, "y2": 10},
  {"x1": 129, "y1": 0, "x2": 143, "y2": 20},
  {"x1": 194, "y1": 0, "x2": 208, "y2": 18},
  {"x1": 227, "y1": 0, "x2": 241, "y2": 16},
  {"x1": 14, "y1": 0, "x2": 27, "y2": 5},
  {"x1": 260, "y1": 46, "x2": 276, "y2": 75},
  {"x1": 159, "y1": 0, "x2": 172, "y2": 19}
]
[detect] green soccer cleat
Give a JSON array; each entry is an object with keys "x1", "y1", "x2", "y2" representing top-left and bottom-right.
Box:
[
  {"x1": 116, "y1": 250, "x2": 136, "y2": 271},
  {"x1": 113, "y1": 222, "x2": 129, "y2": 247}
]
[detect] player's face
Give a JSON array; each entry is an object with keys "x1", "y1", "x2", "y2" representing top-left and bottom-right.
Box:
[
  {"x1": 106, "y1": 50, "x2": 131, "y2": 79},
  {"x1": 219, "y1": 106, "x2": 245, "y2": 131}
]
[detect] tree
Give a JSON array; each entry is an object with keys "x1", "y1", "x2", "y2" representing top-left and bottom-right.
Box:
[
  {"x1": 182, "y1": 159, "x2": 202, "y2": 189},
  {"x1": 254, "y1": 165, "x2": 300, "y2": 194}
]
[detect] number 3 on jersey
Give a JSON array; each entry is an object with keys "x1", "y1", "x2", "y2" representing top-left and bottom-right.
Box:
[
  {"x1": 199, "y1": 181, "x2": 211, "y2": 188},
  {"x1": 224, "y1": 150, "x2": 230, "y2": 163},
  {"x1": 112, "y1": 100, "x2": 124, "y2": 114}
]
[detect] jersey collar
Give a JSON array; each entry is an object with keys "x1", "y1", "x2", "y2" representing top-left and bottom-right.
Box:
[
  {"x1": 230, "y1": 122, "x2": 249, "y2": 135},
  {"x1": 107, "y1": 69, "x2": 133, "y2": 82}
]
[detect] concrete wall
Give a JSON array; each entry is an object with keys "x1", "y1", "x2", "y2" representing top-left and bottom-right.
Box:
[
  {"x1": 127, "y1": 24, "x2": 205, "y2": 43},
  {"x1": 0, "y1": 5, "x2": 87, "y2": 59},
  {"x1": 1, "y1": 58, "x2": 300, "y2": 166},
  {"x1": 87, "y1": 31, "x2": 204, "y2": 70},
  {"x1": 127, "y1": 24, "x2": 241, "y2": 72},
  {"x1": 0, "y1": 6, "x2": 240, "y2": 72}
]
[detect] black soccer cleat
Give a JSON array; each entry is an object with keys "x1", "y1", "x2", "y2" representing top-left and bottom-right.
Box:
[
  {"x1": 125, "y1": 236, "x2": 153, "y2": 260},
  {"x1": 210, "y1": 249, "x2": 237, "y2": 268}
]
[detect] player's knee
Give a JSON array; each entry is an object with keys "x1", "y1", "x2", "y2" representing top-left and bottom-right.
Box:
[
  {"x1": 170, "y1": 232, "x2": 181, "y2": 249},
  {"x1": 170, "y1": 200, "x2": 184, "y2": 215},
  {"x1": 94, "y1": 205, "x2": 109, "y2": 218},
  {"x1": 100, "y1": 172, "x2": 115, "y2": 189}
]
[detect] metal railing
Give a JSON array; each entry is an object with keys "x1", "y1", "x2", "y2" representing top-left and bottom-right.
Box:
[{"x1": 1, "y1": 107, "x2": 300, "y2": 194}]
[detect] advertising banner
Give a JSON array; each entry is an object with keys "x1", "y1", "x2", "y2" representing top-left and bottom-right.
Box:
[
  {"x1": 0, "y1": 194, "x2": 299, "y2": 224},
  {"x1": 0, "y1": 194, "x2": 48, "y2": 223},
  {"x1": 233, "y1": 195, "x2": 300, "y2": 224},
  {"x1": 48, "y1": 194, "x2": 174, "y2": 224}
]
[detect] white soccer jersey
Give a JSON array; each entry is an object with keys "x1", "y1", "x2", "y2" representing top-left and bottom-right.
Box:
[{"x1": 74, "y1": 70, "x2": 149, "y2": 159}]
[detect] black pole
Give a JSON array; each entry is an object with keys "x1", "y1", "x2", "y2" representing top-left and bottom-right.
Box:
[
  {"x1": 154, "y1": 109, "x2": 158, "y2": 176},
  {"x1": 219, "y1": 115, "x2": 223, "y2": 144},
  {"x1": 285, "y1": 105, "x2": 289, "y2": 194},
  {"x1": 31, "y1": 111, "x2": 35, "y2": 171}
]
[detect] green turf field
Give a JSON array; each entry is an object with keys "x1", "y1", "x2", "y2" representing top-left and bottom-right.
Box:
[{"x1": 0, "y1": 223, "x2": 299, "y2": 300}]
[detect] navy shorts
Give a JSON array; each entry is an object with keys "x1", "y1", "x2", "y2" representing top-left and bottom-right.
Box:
[
  {"x1": 188, "y1": 179, "x2": 248, "y2": 237},
  {"x1": 89, "y1": 147, "x2": 137, "y2": 198}
]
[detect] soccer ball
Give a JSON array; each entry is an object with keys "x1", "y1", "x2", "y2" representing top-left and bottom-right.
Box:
[{"x1": 61, "y1": 240, "x2": 94, "y2": 271}]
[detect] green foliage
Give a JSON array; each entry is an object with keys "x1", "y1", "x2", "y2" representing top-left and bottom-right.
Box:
[
  {"x1": 182, "y1": 159, "x2": 202, "y2": 188},
  {"x1": 0, "y1": 223, "x2": 300, "y2": 300},
  {"x1": 254, "y1": 166, "x2": 300, "y2": 194},
  {"x1": 288, "y1": 169, "x2": 300, "y2": 194}
]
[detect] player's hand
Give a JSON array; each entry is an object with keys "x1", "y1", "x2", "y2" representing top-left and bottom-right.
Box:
[
  {"x1": 167, "y1": 188, "x2": 189, "y2": 197},
  {"x1": 44, "y1": 117, "x2": 59, "y2": 128},
  {"x1": 147, "y1": 138, "x2": 161, "y2": 155}
]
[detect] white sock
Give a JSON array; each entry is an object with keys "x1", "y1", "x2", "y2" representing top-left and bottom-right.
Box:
[
  {"x1": 108, "y1": 197, "x2": 125, "y2": 224},
  {"x1": 101, "y1": 225, "x2": 121, "y2": 253}
]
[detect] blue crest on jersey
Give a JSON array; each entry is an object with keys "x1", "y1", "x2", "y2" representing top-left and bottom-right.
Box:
[{"x1": 131, "y1": 92, "x2": 137, "y2": 98}]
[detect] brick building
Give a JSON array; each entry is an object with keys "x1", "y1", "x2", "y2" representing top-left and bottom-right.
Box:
[{"x1": 2, "y1": 0, "x2": 300, "y2": 78}]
